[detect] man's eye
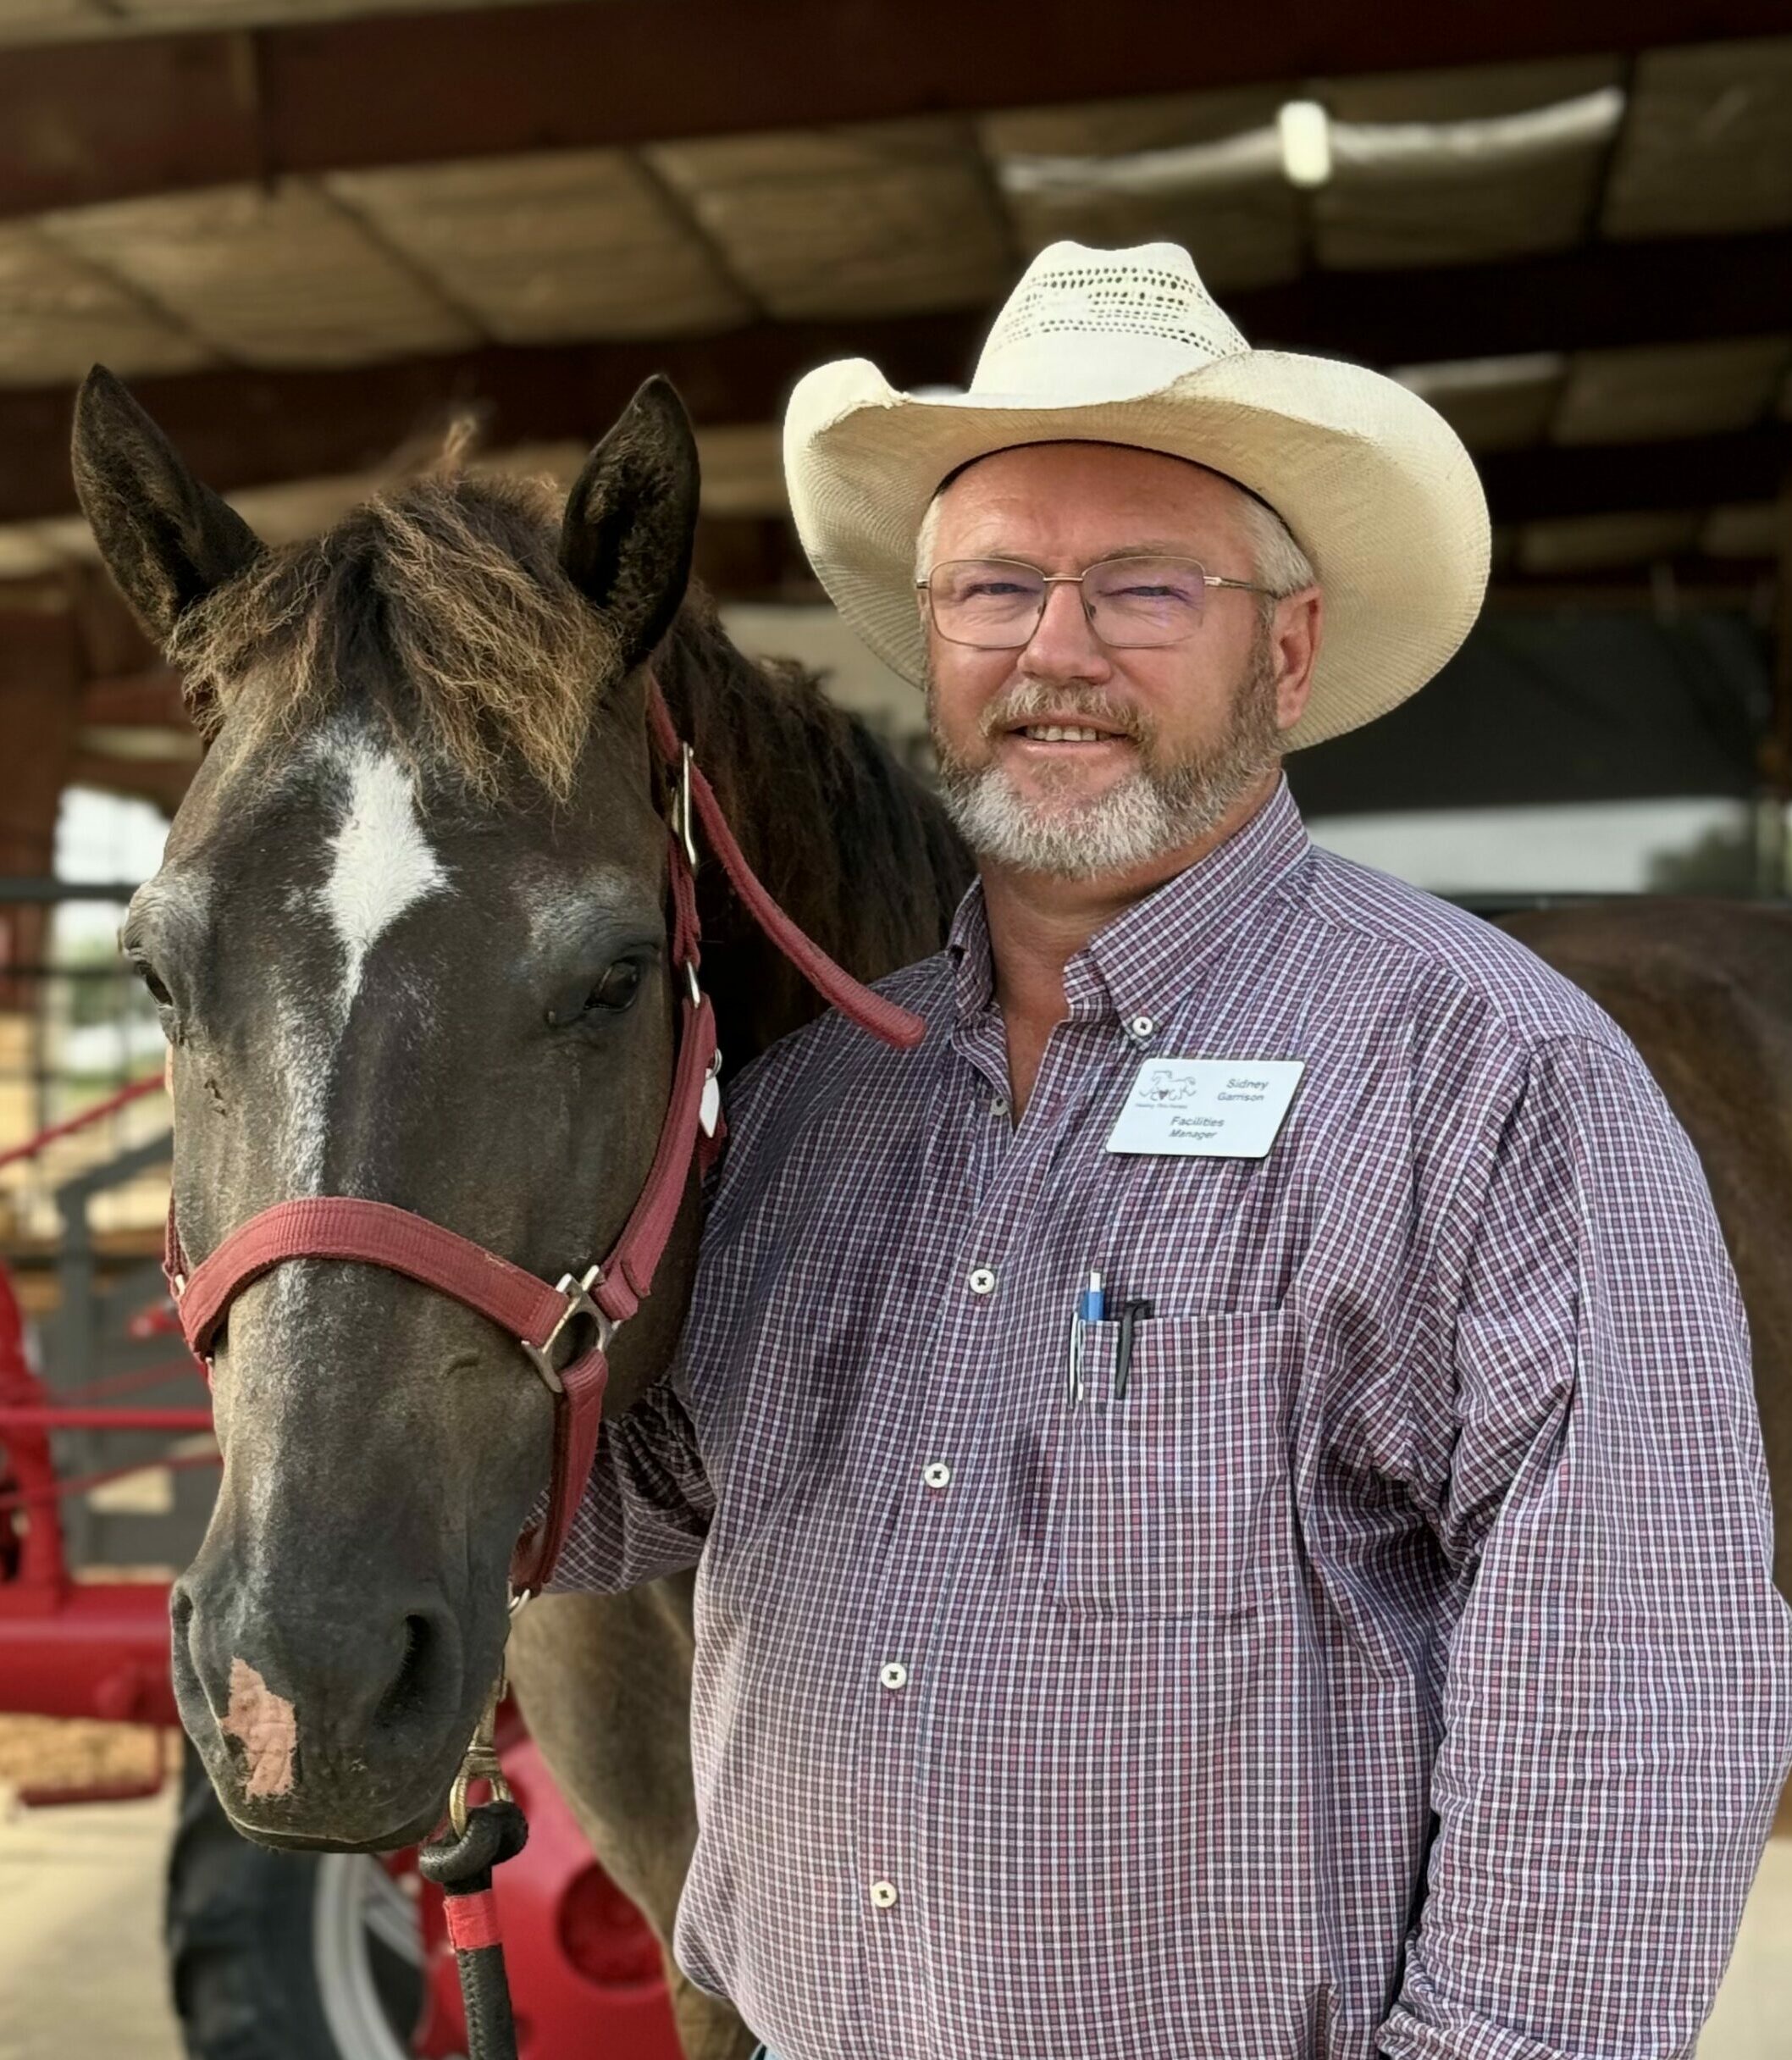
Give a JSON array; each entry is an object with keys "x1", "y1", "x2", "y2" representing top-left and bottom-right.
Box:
[{"x1": 584, "y1": 960, "x2": 643, "y2": 1013}]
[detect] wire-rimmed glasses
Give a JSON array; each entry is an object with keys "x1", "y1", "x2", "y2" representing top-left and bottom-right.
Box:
[{"x1": 917, "y1": 555, "x2": 1275, "y2": 651}]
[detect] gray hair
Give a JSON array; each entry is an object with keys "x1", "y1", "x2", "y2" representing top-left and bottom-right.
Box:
[
  {"x1": 912, "y1": 465, "x2": 1318, "y2": 603},
  {"x1": 914, "y1": 492, "x2": 945, "y2": 584},
  {"x1": 1232, "y1": 490, "x2": 1317, "y2": 603}
]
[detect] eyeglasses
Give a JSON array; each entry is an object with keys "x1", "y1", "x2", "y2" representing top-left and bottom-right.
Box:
[{"x1": 916, "y1": 555, "x2": 1277, "y2": 651}]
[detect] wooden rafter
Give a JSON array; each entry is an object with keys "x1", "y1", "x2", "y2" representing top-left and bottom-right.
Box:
[
  {"x1": 3, "y1": 230, "x2": 1789, "y2": 525},
  {"x1": 4, "y1": 0, "x2": 1786, "y2": 219}
]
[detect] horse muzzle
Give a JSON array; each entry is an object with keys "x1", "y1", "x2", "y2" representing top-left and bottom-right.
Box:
[{"x1": 171, "y1": 1559, "x2": 484, "y2": 1848}]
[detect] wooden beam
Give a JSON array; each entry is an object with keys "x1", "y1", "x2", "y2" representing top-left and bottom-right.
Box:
[
  {"x1": 3, "y1": 230, "x2": 1789, "y2": 526},
  {"x1": 64, "y1": 750, "x2": 193, "y2": 816},
  {"x1": 80, "y1": 670, "x2": 189, "y2": 729},
  {"x1": 1479, "y1": 427, "x2": 1792, "y2": 523},
  {"x1": 1767, "y1": 473, "x2": 1792, "y2": 843},
  {"x1": 1237, "y1": 231, "x2": 1792, "y2": 366},
  {"x1": 1489, "y1": 564, "x2": 1775, "y2": 608},
  {"x1": 0, "y1": 313, "x2": 980, "y2": 526},
  {"x1": 0, "y1": 579, "x2": 83, "y2": 1003},
  {"x1": 3, "y1": 0, "x2": 1784, "y2": 219}
]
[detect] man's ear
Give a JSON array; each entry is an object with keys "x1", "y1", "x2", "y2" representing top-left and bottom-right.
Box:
[
  {"x1": 560, "y1": 375, "x2": 700, "y2": 678},
  {"x1": 1272, "y1": 590, "x2": 1324, "y2": 737},
  {"x1": 71, "y1": 367, "x2": 264, "y2": 647}
]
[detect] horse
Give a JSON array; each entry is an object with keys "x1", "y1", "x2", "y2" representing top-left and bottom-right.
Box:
[
  {"x1": 1499, "y1": 900, "x2": 1792, "y2": 1600},
  {"x1": 72, "y1": 366, "x2": 969, "y2": 2060}
]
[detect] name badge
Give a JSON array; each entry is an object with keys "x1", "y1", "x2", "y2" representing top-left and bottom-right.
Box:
[{"x1": 1105, "y1": 1057, "x2": 1305, "y2": 1159}]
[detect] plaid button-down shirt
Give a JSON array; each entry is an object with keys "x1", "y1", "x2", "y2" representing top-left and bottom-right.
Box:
[{"x1": 556, "y1": 778, "x2": 1791, "y2": 2060}]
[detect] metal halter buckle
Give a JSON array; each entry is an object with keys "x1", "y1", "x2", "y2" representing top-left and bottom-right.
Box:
[
  {"x1": 520, "y1": 1264, "x2": 615, "y2": 1395},
  {"x1": 449, "y1": 1669, "x2": 512, "y2": 1838}
]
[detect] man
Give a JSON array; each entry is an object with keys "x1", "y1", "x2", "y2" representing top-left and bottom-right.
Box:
[{"x1": 556, "y1": 243, "x2": 1790, "y2": 2059}]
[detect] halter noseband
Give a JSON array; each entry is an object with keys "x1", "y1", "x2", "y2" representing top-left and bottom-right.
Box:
[{"x1": 163, "y1": 678, "x2": 926, "y2": 1593}]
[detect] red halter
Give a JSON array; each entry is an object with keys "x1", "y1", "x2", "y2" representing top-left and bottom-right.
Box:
[{"x1": 164, "y1": 678, "x2": 927, "y2": 1592}]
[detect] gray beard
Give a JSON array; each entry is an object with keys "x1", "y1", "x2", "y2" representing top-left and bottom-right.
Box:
[{"x1": 929, "y1": 632, "x2": 1282, "y2": 883}]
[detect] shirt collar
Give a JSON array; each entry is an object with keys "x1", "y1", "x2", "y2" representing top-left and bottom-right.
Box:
[{"x1": 947, "y1": 777, "x2": 1312, "y2": 1028}]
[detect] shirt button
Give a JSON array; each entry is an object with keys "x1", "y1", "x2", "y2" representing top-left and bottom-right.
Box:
[
  {"x1": 878, "y1": 1661, "x2": 909, "y2": 1692},
  {"x1": 870, "y1": 1880, "x2": 899, "y2": 1909},
  {"x1": 1129, "y1": 1013, "x2": 1155, "y2": 1040},
  {"x1": 922, "y1": 1459, "x2": 952, "y2": 1490},
  {"x1": 967, "y1": 1265, "x2": 997, "y2": 1295}
]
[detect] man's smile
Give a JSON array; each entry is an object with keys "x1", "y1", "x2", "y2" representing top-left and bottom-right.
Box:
[
  {"x1": 995, "y1": 730, "x2": 1138, "y2": 786},
  {"x1": 988, "y1": 707, "x2": 1142, "y2": 772}
]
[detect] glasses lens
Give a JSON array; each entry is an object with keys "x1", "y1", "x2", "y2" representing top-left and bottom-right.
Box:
[
  {"x1": 1084, "y1": 557, "x2": 1208, "y2": 646},
  {"x1": 929, "y1": 561, "x2": 1046, "y2": 647}
]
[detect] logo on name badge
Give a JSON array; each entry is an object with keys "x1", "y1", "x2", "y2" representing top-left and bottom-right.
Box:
[{"x1": 1105, "y1": 1057, "x2": 1305, "y2": 1159}]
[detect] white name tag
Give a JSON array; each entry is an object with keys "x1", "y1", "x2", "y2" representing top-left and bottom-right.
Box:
[{"x1": 1105, "y1": 1057, "x2": 1305, "y2": 1159}]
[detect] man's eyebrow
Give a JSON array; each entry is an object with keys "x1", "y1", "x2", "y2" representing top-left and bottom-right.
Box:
[{"x1": 955, "y1": 539, "x2": 1216, "y2": 562}]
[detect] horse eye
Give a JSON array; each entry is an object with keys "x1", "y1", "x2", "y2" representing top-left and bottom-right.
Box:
[
  {"x1": 133, "y1": 959, "x2": 174, "y2": 1008},
  {"x1": 585, "y1": 959, "x2": 643, "y2": 1013}
]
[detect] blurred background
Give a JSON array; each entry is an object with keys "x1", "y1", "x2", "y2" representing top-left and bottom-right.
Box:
[{"x1": 0, "y1": 3, "x2": 1788, "y2": 2056}]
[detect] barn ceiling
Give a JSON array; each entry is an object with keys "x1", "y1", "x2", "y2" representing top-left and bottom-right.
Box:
[{"x1": 0, "y1": 1, "x2": 1788, "y2": 612}]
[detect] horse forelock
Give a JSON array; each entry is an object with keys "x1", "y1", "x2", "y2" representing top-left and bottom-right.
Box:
[{"x1": 168, "y1": 468, "x2": 622, "y2": 806}]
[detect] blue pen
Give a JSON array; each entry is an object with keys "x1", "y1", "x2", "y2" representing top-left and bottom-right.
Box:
[
  {"x1": 1079, "y1": 1269, "x2": 1106, "y2": 1326},
  {"x1": 1068, "y1": 1268, "x2": 1105, "y2": 1404}
]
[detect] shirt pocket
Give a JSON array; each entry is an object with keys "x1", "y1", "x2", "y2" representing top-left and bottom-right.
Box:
[{"x1": 1046, "y1": 1308, "x2": 1293, "y2": 1620}]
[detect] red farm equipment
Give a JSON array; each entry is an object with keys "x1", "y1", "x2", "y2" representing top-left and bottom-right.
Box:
[{"x1": 0, "y1": 1077, "x2": 685, "y2": 2060}]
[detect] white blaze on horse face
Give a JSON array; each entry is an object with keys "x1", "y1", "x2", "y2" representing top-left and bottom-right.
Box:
[
  {"x1": 270, "y1": 731, "x2": 447, "y2": 1198},
  {"x1": 321, "y1": 739, "x2": 447, "y2": 1015}
]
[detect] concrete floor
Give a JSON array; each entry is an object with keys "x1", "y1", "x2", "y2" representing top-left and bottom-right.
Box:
[
  {"x1": 0, "y1": 1791, "x2": 1784, "y2": 2059},
  {"x1": 0, "y1": 1790, "x2": 181, "y2": 2060}
]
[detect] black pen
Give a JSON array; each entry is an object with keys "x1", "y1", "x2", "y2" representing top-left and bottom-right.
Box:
[{"x1": 1114, "y1": 1299, "x2": 1154, "y2": 1400}]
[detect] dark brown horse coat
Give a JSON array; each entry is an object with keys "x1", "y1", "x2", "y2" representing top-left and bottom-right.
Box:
[{"x1": 1502, "y1": 900, "x2": 1792, "y2": 1599}]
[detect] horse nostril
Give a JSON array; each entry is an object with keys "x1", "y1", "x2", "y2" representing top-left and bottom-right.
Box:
[
  {"x1": 169, "y1": 1584, "x2": 194, "y2": 1641},
  {"x1": 376, "y1": 1612, "x2": 449, "y2": 1732}
]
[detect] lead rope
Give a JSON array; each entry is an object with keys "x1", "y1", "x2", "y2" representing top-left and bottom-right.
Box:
[{"x1": 419, "y1": 1605, "x2": 532, "y2": 2060}]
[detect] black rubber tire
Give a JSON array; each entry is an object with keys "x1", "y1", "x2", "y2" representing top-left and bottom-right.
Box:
[{"x1": 164, "y1": 1741, "x2": 422, "y2": 2060}]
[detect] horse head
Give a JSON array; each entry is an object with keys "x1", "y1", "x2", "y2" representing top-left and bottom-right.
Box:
[{"x1": 75, "y1": 369, "x2": 706, "y2": 1851}]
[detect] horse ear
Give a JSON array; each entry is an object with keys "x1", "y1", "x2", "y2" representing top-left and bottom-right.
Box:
[
  {"x1": 71, "y1": 367, "x2": 264, "y2": 647},
  {"x1": 560, "y1": 375, "x2": 700, "y2": 676}
]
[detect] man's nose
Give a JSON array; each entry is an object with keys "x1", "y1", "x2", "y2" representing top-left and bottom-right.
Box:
[{"x1": 1020, "y1": 579, "x2": 1113, "y2": 683}]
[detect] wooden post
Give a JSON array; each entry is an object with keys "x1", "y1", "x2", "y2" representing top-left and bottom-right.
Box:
[
  {"x1": 0, "y1": 578, "x2": 84, "y2": 1008},
  {"x1": 1764, "y1": 474, "x2": 1792, "y2": 899}
]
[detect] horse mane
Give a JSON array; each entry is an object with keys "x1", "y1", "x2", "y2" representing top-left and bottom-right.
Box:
[{"x1": 169, "y1": 467, "x2": 620, "y2": 803}]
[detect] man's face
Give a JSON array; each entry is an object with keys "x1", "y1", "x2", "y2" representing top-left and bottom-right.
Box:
[{"x1": 921, "y1": 443, "x2": 1315, "y2": 883}]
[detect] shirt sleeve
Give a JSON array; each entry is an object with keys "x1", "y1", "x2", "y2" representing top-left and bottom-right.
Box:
[
  {"x1": 545, "y1": 1366, "x2": 715, "y2": 1593},
  {"x1": 1380, "y1": 1035, "x2": 1792, "y2": 2060}
]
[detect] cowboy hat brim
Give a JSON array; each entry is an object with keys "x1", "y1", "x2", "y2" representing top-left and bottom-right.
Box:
[{"x1": 783, "y1": 347, "x2": 1491, "y2": 750}]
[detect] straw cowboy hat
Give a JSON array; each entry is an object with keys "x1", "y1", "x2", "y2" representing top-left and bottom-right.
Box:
[{"x1": 783, "y1": 241, "x2": 1491, "y2": 750}]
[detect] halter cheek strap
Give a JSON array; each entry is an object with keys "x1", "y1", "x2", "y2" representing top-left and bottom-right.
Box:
[{"x1": 165, "y1": 676, "x2": 926, "y2": 1593}]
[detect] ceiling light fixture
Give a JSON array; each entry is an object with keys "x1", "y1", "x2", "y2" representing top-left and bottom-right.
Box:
[{"x1": 1278, "y1": 101, "x2": 1333, "y2": 188}]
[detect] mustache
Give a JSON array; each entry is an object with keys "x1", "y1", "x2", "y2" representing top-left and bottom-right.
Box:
[{"x1": 976, "y1": 681, "x2": 1152, "y2": 746}]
